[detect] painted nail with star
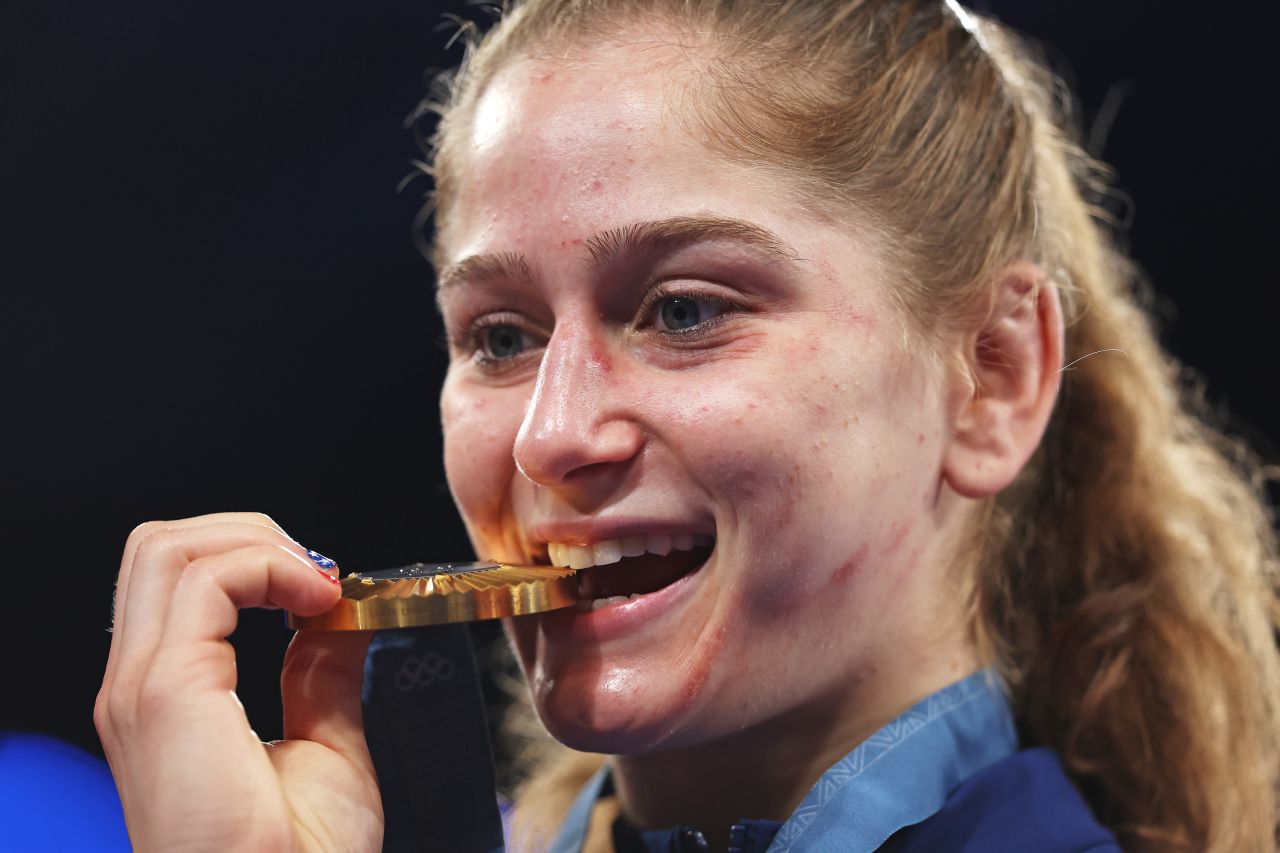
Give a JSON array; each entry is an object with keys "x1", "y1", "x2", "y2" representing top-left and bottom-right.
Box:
[{"x1": 305, "y1": 549, "x2": 341, "y2": 581}]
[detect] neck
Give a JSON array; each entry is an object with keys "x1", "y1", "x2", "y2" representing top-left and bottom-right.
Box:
[{"x1": 610, "y1": 648, "x2": 980, "y2": 853}]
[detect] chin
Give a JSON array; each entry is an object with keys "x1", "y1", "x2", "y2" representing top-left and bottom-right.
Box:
[{"x1": 526, "y1": 661, "x2": 695, "y2": 754}]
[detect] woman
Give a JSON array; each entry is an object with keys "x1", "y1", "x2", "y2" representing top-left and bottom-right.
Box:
[{"x1": 94, "y1": 1, "x2": 1280, "y2": 850}]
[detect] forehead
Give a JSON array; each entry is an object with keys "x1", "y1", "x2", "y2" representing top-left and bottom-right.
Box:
[
  {"x1": 442, "y1": 38, "x2": 793, "y2": 260},
  {"x1": 436, "y1": 34, "x2": 897, "y2": 327}
]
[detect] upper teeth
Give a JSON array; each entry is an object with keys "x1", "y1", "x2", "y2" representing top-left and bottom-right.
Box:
[{"x1": 547, "y1": 533, "x2": 712, "y2": 570}]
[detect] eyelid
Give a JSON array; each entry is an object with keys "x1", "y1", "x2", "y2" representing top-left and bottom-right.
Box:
[
  {"x1": 449, "y1": 310, "x2": 540, "y2": 345},
  {"x1": 634, "y1": 281, "x2": 739, "y2": 333},
  {"x1": 448, "y1": 279, "x2": 745, "y2": 367},
  {"x1": 450, "y1": 311, "x2": 548, "y2": 375}
]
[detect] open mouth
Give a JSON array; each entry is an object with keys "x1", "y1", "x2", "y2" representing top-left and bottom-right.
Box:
[{"x1": 536, "y1": 534, "x2": 715, "y2": 611}]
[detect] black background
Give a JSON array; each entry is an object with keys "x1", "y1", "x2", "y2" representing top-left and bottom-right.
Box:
[{"x1": 2, "y1": 0, "x2": 1275, "y2": 767}]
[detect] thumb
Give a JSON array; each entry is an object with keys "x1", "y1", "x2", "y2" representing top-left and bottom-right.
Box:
[{"x1": 281, "y1": 629, "x2": 375, "y2": 774}]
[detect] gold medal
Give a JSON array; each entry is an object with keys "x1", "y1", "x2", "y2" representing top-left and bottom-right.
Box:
[{"x1": 288, "y1": 562, "x2": 579, "y2": 630}]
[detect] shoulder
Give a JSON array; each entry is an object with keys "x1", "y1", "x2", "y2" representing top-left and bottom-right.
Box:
[{"x1": 880, "y1": 747, "x2": 1121, "y2": 853}]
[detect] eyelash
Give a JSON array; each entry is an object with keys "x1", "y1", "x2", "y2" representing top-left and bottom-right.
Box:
[
  {"x1": 461, "y1": 312, "x2": 536, "y2": 370},
  {"x1": 455, "y1": 283, "x2": 741, "y2": 371},
  {"x1": 635, "y1": 282, "x2": 736, "y2": 339}
]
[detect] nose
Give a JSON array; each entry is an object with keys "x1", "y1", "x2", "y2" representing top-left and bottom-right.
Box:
[{"x1": 513, "y1": 319, "x2": 644, "y2": 492}]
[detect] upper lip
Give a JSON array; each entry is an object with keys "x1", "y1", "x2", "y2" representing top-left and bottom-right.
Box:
[{"x1": 526, "y1": 519, "x2": 716, "y2": 549}]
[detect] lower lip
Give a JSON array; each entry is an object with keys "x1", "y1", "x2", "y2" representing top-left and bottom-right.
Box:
[{"x1": 539, "y1": 554, "x2": 711, "y2": 645}]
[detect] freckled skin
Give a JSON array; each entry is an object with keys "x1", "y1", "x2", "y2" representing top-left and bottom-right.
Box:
[{"x1": 436, "y1": 36, "x2": 979, "y2": 771}]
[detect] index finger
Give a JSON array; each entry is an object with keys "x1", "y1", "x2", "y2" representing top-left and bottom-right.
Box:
[{"x1": 105, "y1": 512, "x2": 295, "y2": 685}]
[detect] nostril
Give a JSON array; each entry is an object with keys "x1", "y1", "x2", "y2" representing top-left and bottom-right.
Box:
[{"x1": 563, "y1": 458, "x2": 631, "y2": 483}]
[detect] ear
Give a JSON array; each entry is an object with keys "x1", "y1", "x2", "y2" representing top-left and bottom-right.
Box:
[{"x1": 942, "y1": 262, "x2": 1065, "y2": 498}]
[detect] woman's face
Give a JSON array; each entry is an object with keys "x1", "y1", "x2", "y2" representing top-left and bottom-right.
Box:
[{"x1": 437, "y1": 37, "x2": 961, "y2": 754}]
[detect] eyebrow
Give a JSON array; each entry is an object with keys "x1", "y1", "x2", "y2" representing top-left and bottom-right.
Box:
[
  {"x1": 436, "y1": 251, "x2": 533, "y2": 295},
  {"x1": 435, "y1": 214, "x2": 801, "y2": 294}
]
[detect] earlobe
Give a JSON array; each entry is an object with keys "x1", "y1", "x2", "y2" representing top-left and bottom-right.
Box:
[{"x1": 942, "y1": 263, "x2": 1065, "y2": 499}]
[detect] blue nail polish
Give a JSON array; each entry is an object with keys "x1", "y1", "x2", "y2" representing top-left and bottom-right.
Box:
[{"x1": 306, "y1": 549, "x2": 338, "y2": 570}]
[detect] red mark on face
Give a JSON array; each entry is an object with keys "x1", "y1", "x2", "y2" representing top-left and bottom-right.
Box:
[
  {"x1": 843, "y1": 308, "x2": 876, "y2": 330},
  {"x1": 883, "y1": 520, "x2": 911, "y2": 556},
  {"x1": 590, "y1": 178, "x2": 602, "y2": 190},
  {"x1": 679, "y1": 623, "x2": 728, "y2": 707},
  {"x1": 773, "y1": 493, "x2": 796, "y2": 531},
  {"x1": 831, "y1": 543, "x2": 869, "y2": 586},
  {"x1": 917, "y1": 432, "x2": 925, "y2": 444},
  {"x1": 588, "y1": 342, "x2": 613, "y2": 374}
]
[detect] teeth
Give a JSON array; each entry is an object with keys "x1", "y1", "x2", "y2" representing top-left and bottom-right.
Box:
[
  {"x1": 545, "y1": 532, "x2": 712, "y2": 569},
  {"x1": 566, "y1": 545, "x2": 594, "y2": 570},
  {"x1": 592, "y1": 540, "x2": 623, "y2": 566},
  {"x1": 646, "y1": 534, "x2": 672, "y2": 556},
  {"x1": 591, "y1": 595, "x2": 630, "y2": 611}
]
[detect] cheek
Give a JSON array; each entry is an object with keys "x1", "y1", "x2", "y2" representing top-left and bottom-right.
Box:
[
  {"x1": 441, "y1": 379, "x2": 529, "y2": 544},
  {"x1": 700, "y1": 347, "x2": 932, "y2": 610}
]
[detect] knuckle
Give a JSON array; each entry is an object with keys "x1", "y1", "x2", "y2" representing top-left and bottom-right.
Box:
[
  {"x1": 124, "y1": 519, "x2": 164, "y2": 551},
  {"x1": 129, "y1": 523, "x2": 179, "y2": 560},
  {"x1": 250, "y1": 511, "x2": 282, "y2": 531},
  {"x1": 92, "y1": 688, "x2": 112, "y2": 734},
  {"x1": 104, "y1": 688, "x2": 135, "y2": 731}
]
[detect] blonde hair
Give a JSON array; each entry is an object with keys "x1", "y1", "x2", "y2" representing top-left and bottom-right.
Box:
[{"x1": 418, "y1": 2, "x2": 1280, "y2": 850}]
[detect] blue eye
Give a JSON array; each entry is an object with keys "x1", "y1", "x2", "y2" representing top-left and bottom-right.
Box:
[
  {"x1": 657, "y1": 296, "x2": 719, "y2": 332},
  {"x1": 481, "y1": 324, "x2": 527, "y2": 360}
]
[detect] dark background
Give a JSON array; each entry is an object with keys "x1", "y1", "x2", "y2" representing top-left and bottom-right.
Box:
[{"x1": 2, "y1": 0, "x2": 1275, "y2": 769}]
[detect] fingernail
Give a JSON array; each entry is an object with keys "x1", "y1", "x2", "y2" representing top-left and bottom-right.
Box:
[{"x1": 305, "y1": 549, "x2": 341, "y2": 582}]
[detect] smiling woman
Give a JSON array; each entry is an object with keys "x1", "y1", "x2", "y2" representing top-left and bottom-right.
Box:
[
  {"x1": 422, "y1": 0, "x2": 1280, "y2": 851},
  {"x1": 92, "y1": 1, "x2": 1280, "y2": 852}
]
